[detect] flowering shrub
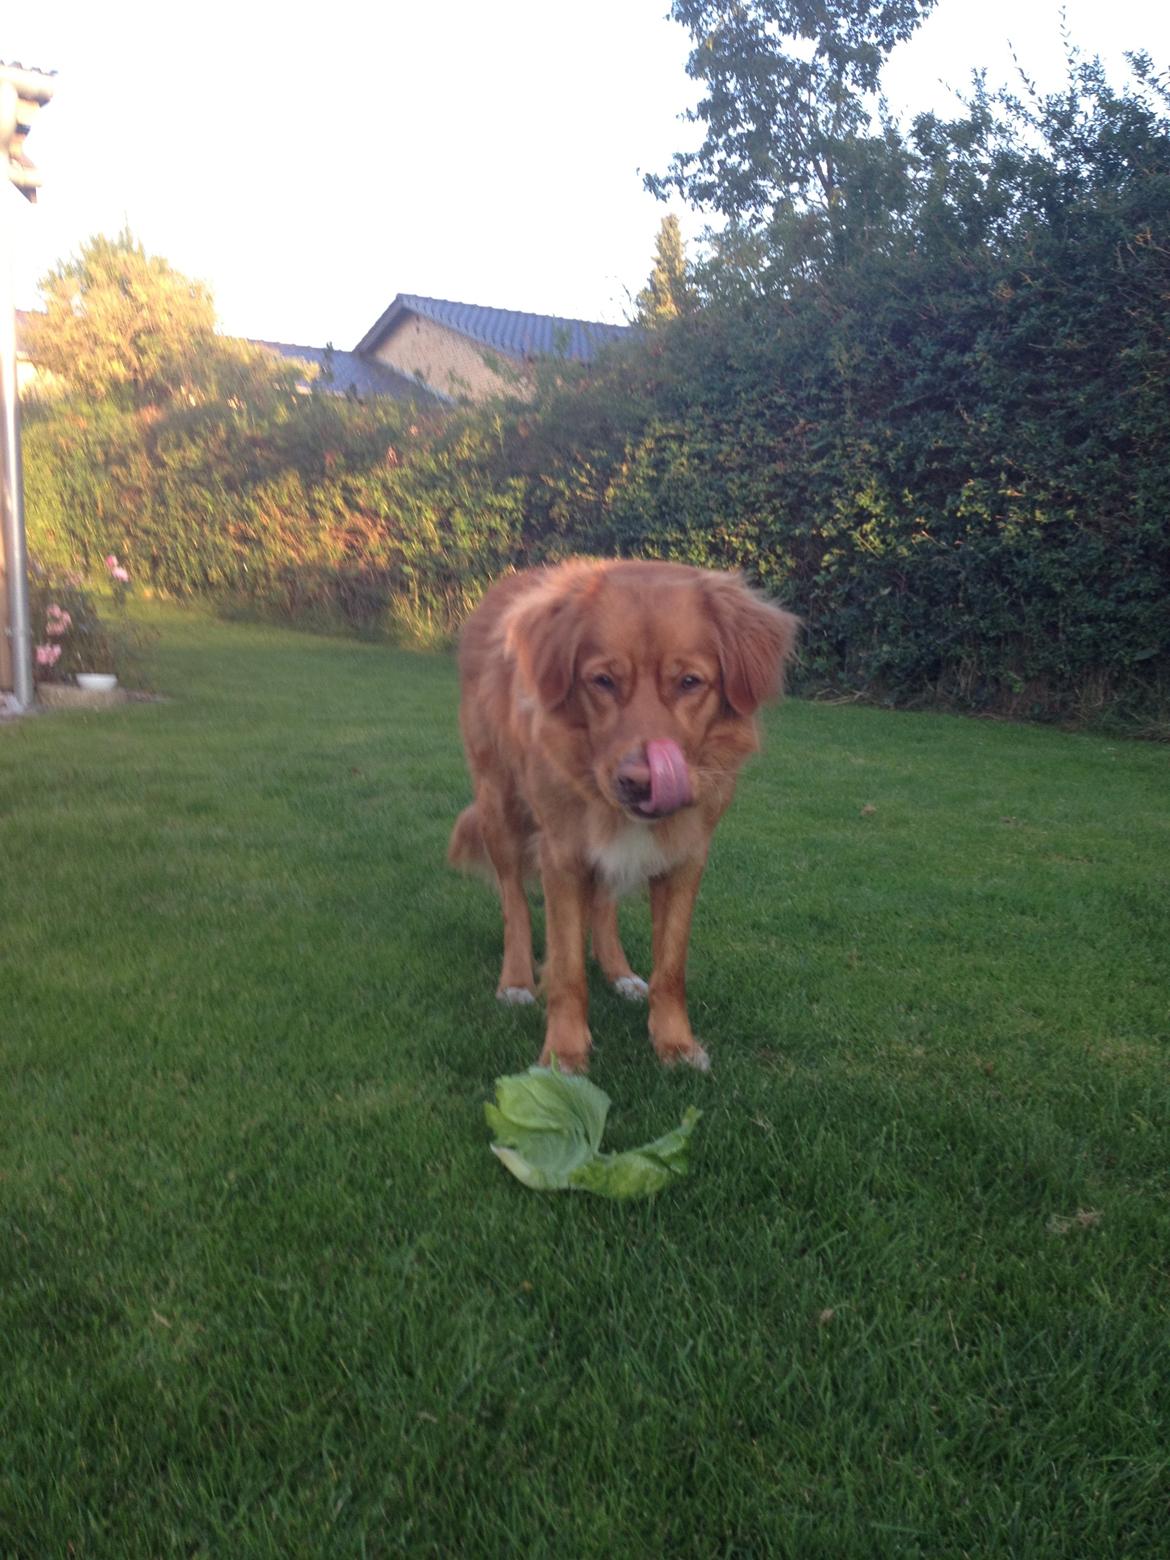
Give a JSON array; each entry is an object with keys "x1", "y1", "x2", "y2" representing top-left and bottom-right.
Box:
[
  {"x1": 29, "y1": 559, "x2": 139, "y2": 684},
  {"x1": 104, "y1": 552, "x2": 131, "y2": 606}
]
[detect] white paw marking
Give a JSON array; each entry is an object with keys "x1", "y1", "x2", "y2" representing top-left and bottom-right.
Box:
[
  {"x1": 664, "y1": 1043, "x2": 710, "y2": 1072},
  {"x1": 613, "y1": 975, "x2": 649, "y2": 1002},
  {"x1": 497, "y1": 986, "x2": 537, "y2": 1006}
]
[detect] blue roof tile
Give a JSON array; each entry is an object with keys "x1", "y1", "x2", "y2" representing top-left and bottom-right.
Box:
[
  {"x1": 354, "y1": 294, "x2": 632, "y2": 363},
  {"x1": 251, "y1": 339, "x2": 442, "y2": 403}
]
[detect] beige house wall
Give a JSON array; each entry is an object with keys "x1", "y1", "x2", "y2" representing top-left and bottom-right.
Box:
[
  {"x1": 17, "y1": 356, "x2": 42, "y2": 395},
  {"x1": 14, "y1": 354, "x2": 63, "y2": 399},
  {"x1": 370, "y1": 313, "x2": 532, "y2": 403}
]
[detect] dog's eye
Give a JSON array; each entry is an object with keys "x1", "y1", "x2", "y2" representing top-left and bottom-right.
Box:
[
  {"x1": 679, "y1": 674, "x2": 704, "y2": 692},
  {"x1": 591, "y1": 672, "x2": 616, "y2": 692}
]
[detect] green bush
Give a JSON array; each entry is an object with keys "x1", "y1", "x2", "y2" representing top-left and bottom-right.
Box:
[
  {"x1": 24, "y1": 395, "x2": 526, "y2": 648},
  {"x1": 488, "y1": 56, "x2": 1170, "y2": 729}
]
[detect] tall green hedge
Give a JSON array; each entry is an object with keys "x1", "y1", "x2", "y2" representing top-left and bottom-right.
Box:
[
  {"x1": 24, "y1": 394, "x2": 526, "y2": 646},
  {"x1": 487, "y1": 60, "x2": 1170, "y2": 729}
]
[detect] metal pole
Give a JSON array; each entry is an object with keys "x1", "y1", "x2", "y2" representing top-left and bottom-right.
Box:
[{"x1": 0, "y1": 82, "x2": 33, "y2": 708}]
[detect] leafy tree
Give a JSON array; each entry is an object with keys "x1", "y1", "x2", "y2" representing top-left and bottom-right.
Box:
[
  {"x1": 647, "y1": 0, "x2": 937, "y2": 255},
  {"x1": 29, "y1": 229, "x2": 301, "y2": 408},
  {"x1": 635, "y1": 215, "x2": 697, "y2": 324}
]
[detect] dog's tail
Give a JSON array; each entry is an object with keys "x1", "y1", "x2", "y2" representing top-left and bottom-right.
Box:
[{"x1": 447, "y1": 804, "x2": 493, "y2": 880}]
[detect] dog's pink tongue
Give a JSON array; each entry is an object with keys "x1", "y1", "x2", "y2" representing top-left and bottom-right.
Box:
[{"x1": 645, "y1": 739, "x2": 693, "y2": 815}]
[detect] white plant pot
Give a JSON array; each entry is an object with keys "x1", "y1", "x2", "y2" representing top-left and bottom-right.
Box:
[{"x1": 76, "y1": 673, "x2": 118, "y2": 692}]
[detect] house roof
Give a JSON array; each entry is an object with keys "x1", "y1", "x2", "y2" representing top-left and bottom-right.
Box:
[
  {"x1": 354, "y1": 293, "x2": 632, "y2": 363},
  {"x1": 250, "y1": 338, "x2": 441, "y2": 403}
]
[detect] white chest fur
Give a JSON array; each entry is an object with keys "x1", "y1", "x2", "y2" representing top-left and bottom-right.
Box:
[{"x1": 588, "y1": 822, "x2": 676, "y2": 899}]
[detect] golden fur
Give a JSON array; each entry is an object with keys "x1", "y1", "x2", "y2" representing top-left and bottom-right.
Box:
[{"x1": 449, "y1": 559, "x2": 798, "y2": 1071}]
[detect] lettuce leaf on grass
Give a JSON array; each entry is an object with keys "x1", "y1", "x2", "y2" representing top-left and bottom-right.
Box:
[
  {"x1": 567, "y1": 1109, "x2": 701, "y2": 1198},
  {"x1": 485, "y1": 1064, "x2": 702, "y2": 1199}
]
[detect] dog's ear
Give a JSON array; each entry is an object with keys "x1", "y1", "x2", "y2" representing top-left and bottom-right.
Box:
[
  {"x1": 506, "y1": 578, "x2": 588, "y2": 711},
  {"x1": 703, "y1": 574, "x2": 800, "y2": 716}
]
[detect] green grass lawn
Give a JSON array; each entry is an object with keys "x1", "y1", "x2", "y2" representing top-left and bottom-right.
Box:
[{"x1": 2, "y1": 603, "x2": 1168, "y2": 1557}]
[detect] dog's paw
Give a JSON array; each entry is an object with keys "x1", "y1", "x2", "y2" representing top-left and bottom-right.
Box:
[
  {"x1": 497, "y1": 986, "x2": 537, "y2": 1007},
  {"x1": 654, "y1": 1039, "x2": 711, "y2": 1072},
  {"x1": 539, "y1": 1016, "x2": 592, "y2": 1073},
  {"x1": 612, "y1": 974, "x2": 649, "y2": 1003},
  {"x1": 538, "y1": 1044, "x2": 591, "y2": 1074}
]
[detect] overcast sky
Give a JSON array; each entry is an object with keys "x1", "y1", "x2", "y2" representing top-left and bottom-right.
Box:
[{"x1": 7, "y1": 0, "x2": 1169, "y2": 350}]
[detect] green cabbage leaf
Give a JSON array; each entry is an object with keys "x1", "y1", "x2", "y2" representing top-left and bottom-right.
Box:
[{"x1": 485, "y1": 1065, "x2": 701, "y2": 1199}]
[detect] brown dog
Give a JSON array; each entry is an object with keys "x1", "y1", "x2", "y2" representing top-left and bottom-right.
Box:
[{"x1": 448, "y1": 559, "x2": 798, "y2": 1072}]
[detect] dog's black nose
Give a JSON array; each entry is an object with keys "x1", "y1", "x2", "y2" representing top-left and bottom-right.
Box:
[{"x1": 615, "y1": 758, "x2": 652, "y2": 809}]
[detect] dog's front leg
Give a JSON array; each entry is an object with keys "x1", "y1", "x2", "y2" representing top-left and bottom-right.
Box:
[
  {"x1": 648, "y1": 861, "x2": 711, "y2": 1070},
  {"x1": 538, "y1": 849, "x2": 593, "y2": 1073},
  {"x1": 590, "y1": 889, "x2": 647, "y2": 1001}
]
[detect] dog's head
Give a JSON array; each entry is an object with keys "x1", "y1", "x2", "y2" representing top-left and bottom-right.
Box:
[{"x1": 507, "y1": 562, "x2": 799, "y2": 820}]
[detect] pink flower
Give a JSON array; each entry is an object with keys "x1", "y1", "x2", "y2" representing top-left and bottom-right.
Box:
[
  {"x1": 111, "y1": 566, "x2": 130, "y2": 583},
  {"x1": 105, "y1": 554, "x2": 119, "y2": 569},
  {"x1": 45, "y1": 605, "x2": 72, "y2": 636},
  {"x1": 36, "y1": 643, "x2": 62, "y2": 667}
]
